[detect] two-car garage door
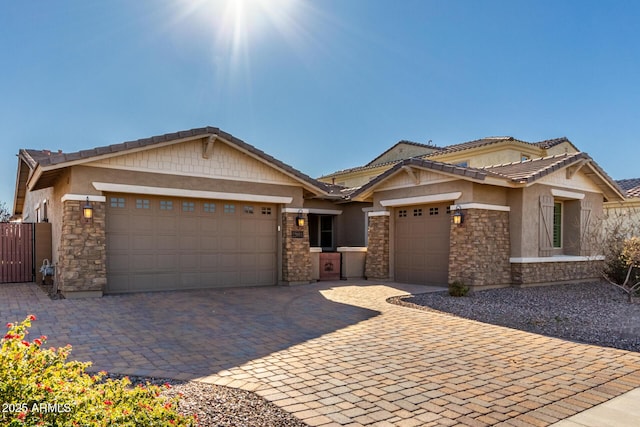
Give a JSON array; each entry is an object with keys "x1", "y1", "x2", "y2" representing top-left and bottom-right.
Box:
[
  {"x1": 394, "y1": 203, "x2": 451, "y2": 286},
  {"x1": 105, "y1": 194, "x2": 277, "y2": 293}
]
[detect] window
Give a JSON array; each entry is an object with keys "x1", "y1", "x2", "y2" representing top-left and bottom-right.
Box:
[
  {"x1": 182, "y1": 201, "x2": 195, "y2": 212},
  {"x1": 261, "y1": 207, "x2": 272, "y2": 215},
  {"x1": 413, "y1": 208, "x2": 423, "y2": 217},
  {"x1": 398, "y1": 209, "x2": 407, "y2": 218},
  {"x1": 429, "y1": 207, "x2": 439, "y2": 216},
  {"x1": 160, "y1": 200, "x2": 173, "y2": 210},
  {"x1": 309, "y1": 214, "x2": 335, "y2": 250},
  {"x1": 136, "y1": 199, "x2": 150, "y2": 209},
  {"x1": 244, "y1": 206, "x2": 254, "y2": 214},
  {"x1": 204, "y1": 203, "x2": 216, "y2": 213},
  {"x1": 224, "y1": 204, "x2": 235, "y2": 214},
  {"x1": 446, "y1": 206, "x2": 451, "y2": 214},
  {"x1": 553, "y1": 202, "x2": 562, "y2": 248},
  {"x1": 521, "y1": 154, "x2": 531, "y2": 161},
  {"x1": 110, "y1": 197, "x2": 125, "y2": 208},
  {"x1": 455, "y1": 161, "x2": 469, "y2": 167}
]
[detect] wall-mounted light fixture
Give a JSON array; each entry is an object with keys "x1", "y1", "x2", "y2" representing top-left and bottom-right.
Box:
[
  {"x1": 296, "y1": 209, "x2": 305, "y2": 227},
  {"x1": 452, "y1": 205, "x2": 464, "y2": 226},
  {"x1": 83, "y1": 197, "x2": 93, "y2": 223}
]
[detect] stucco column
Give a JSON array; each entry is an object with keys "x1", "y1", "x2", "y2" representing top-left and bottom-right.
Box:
[
  {"x1": 57, "y1": 199, "x2": 107, "y2": 298},
  {"x1": 449, "y1": 208, "x2": 511, "y2": 289},
  {"x1": 364, "y1": 212, "x2": 390, "y2": 280},
  {"x1": 281, "y1": 211, "x2": 311, "y2": 284}
]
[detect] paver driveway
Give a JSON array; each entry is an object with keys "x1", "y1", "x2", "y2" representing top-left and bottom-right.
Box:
[{"x1": 2, "y1": 281, "x2": 640, "y2": 426}]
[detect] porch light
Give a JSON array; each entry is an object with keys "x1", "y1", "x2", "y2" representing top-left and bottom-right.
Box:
[
  {"x1": 296, "y1": 209, "x2": 305, "y2": 227},
  {"x1": 453, "y1": 205, "x2": 464, "y2": 226},
  {"x1": 83, "y1": 197, "x2": 93, "y2": 222}
]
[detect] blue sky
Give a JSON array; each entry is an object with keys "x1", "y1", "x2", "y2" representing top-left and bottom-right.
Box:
[{"x1": 1, "y1": 0, "x2": 638, "y2": 207}]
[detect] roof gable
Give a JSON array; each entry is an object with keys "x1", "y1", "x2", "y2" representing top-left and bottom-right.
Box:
[
  {"x1": 366, "y1": 140, "x2": 442, "y2": 166},
  {"x1": 19, "y1": 126, "x2": 331, "y2": 196},
  {"x1": 86, "y1": 138, "x2": 300, "y2": 186},
  {"x1": 351, "y1": 152, "x2": 625, "y2": 202}
]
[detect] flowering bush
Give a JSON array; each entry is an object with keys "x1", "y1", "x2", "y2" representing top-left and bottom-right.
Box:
[{"x1": 1, "y1": 315, "x2": 197, "y2": 426}]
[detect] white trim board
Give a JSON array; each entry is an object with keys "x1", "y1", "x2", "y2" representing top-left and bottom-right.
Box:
[
  {"x1": 368, "y1": 211, "x2": 390, "y2": 217},
  {"x1": 92, "y1": 182, "x2": 293, "y2": 204},
  {"x1": 61, "y1": 194, "x2": 107, "y2": 203},
  {"x1": 510, "y1": 255, "x2": 605, "y2": 263},
  {"x1": 282, "y1": 208, "x2": 343, "y2": 215},
  {"x1": 450, "y1": 203, "x2": 511, "y2": 212},
  {"x1": 380, "y1": 192, "x2": 462, "y2": 207},
  {"x1": 551, "y1": 189, "x2": 585, "y2": 200}
]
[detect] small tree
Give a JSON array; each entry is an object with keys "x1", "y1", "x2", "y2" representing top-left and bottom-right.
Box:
[
  {"x1": 593, "y1": 204, "x2": 640, "y2": 302},
  {"x1": 0, "y1": 201, "x2": 11, "y2": 222},
  {"x1": 603, "y1": 237, "x2": 640, "y2": 302}
]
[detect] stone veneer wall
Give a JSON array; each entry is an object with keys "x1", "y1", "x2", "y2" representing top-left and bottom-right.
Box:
[
  {"x1": 57, "y1": 200, "x2": 107, "y2": 297},
  {"x1": 364, "y1": 214, "x2": 389, "y2": 280},
  {"x1": 282, "y1": 212, "x2": 311, "y2": 283},
  {"x1": 449, "y1": 209, "x2": 511, "y2": 289},
  {"x1": 511, "y1": 260, "x2": 604, "y2": 286}
]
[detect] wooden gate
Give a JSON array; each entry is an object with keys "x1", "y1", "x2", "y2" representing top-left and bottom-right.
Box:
[{"x1": 0, "y1": 223, "x2": 34, "y2": 283}]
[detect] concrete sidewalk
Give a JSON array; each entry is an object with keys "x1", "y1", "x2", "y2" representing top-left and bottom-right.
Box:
[
  {"x1": 2, "y1": 281, "x2": 640, "y2": 426},
  {"x1": 550, "y1": 387, "x2": 640, "y2": 427}
]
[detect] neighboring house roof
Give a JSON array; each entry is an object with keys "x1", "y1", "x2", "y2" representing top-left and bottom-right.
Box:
[
  {"x1": 365, "y1": 140, "x2": 443, "y2": 167},
  {"x1": 351, "y1": 152, "x2": 625, "y2": 202},
  {"x1": 15, "y1": 126, "x2": 337, "y2": 215},
  {"x1": 320, "y1": 136, "x2": 576, "y2": 179},
  {"x1": 616, "y1": 178, "x2": 640, "y2": 198}
]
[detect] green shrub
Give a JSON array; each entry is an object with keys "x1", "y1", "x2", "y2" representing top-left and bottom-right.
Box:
[
  {"x1": 1, "y1": 315, "x2": 197, "y2": 426},
  {"x1": 448, "y1": 280, "x2": 469, "y2": 297}
]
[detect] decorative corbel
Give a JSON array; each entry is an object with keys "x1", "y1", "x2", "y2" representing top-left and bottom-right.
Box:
[
  {"x1": 401, "y1": 165, "x2": 420, "y2": 185},
  {"x1": 566, "y1": 159, "x2": 587, "y2": 179},
  {"x1": 203, "y1": 135, "x2": 217, "y2": 159}
]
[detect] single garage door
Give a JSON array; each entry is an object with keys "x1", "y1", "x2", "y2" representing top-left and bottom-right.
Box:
[
  {"x1": 105, "y1": 194, "x2": 277, "y2": 293},
  {"x1": 394, "y1": 203, "x2": 451, "y2": 285}
]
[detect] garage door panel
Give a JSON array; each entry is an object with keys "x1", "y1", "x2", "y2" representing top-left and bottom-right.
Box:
[
  {"x1": 156, "y1": 235, "x2": 177, "y2": 250},
  {"x1": 179, "y1": 253, "x2": 199, "y2": 269},
  {"x1": 395, "y1": 203, "x2": 451, "y2": 286},
  {"x1": 106, "y1": 195, "x2": 276, "y2": 292},
  {"x1": 200, "y1": 254, "x2": 219, "y2": 270},
  {"x1": 131, "y1": 216, "x2": 154, "y2": 231},
  {"x1": 131, "y1": 254, "x2": 156, "y2": 271},
  {"x1": 132, "y1": 234, "x2": 155, "y2": 250},
  {"x1": 108, "y1": 214, "x2": 129, "y2": 232},
  {"x1": 219, "y1": 237, "x2": 237, "y2": 251},
  {"x1": 180, "y1": 235, "x2": 199, "y2": 250},
  {"x1": 107, "y1": 233, "x2": 129, "y2": 251},
  {"x1": 157, "y1": 253, "x2": 178, "y2": 270},
  {"x1": 108, "y1": 254, "x2": 130, "y2": 272}
]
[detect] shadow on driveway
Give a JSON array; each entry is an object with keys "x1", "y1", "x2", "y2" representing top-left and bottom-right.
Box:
[{"x1": 0, "y1": 282, "x2": 388, "y2": 380}]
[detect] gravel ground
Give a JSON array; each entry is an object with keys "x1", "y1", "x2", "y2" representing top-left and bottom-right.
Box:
[
  {"x1": 106, "y1": 375, "x2": 308, "y2": 427},
  {"x1": 391, "y1": 281, "x2": 640, "y2": 352}
]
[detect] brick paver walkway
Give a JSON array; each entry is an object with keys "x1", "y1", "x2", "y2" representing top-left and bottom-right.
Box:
[{"x1": 2, "y1": 281, "x2": 640, "y2": 426}]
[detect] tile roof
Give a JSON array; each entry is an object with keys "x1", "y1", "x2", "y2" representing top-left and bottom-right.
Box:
[
  {"x1": 365, "y1": 140, "x2": 443, "y2": 166},
  {"x1": 481, "y1": 153, "x2": 585, "y2": 183},
  {"x1": 20, "y1": 126, "x2": 333, "y2": 195},
  {"x1": 350, "y1": 157, "x2": 488, "y2": 199},
  {"x1": 320, "y1": 136, "x2": 573, "y2": 178},
  {"x1": 616, "y1": 178, "x2": 640, "y2": 198},
  {"x1": 351, "y1": 151, "x2": 625, "y2": 202}
]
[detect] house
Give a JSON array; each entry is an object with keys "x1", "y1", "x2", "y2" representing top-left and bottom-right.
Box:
[
  {"x1": 12, "y1": 127, "x2": 625, "y2": 297},
  {"x1": 603, "y1": 179, "x2": 640, "y2": 234}
]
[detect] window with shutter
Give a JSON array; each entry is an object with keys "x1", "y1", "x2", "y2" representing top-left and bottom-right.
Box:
[{"x1": 553, "y1": 202, "x2": 563, "y2": 248}]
